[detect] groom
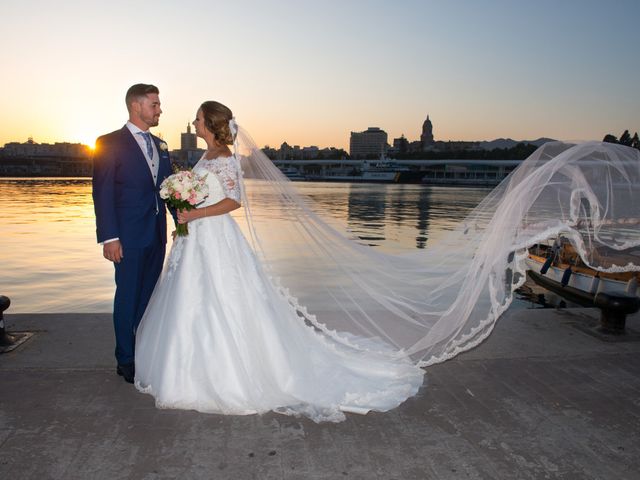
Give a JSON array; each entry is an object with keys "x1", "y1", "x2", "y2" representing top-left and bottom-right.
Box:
[{"x1": 92, "y1": 83, "x2": 172, "y2": 384}]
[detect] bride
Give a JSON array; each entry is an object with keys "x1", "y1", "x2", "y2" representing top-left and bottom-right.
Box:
[
  {"x1": 134, "y1": 101, "x2": 425, "y2": 422},
  {"x1": 136, "y1": 101, "x2": 640, "y2": 422}
]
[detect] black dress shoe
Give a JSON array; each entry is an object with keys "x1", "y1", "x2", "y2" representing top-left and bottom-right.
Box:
[{"x1": 116, "y1": 363, "x2": 135, "y2": 384}]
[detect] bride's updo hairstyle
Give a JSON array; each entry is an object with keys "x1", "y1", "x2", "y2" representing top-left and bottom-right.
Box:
[{"x1": 201, "y1": 101, "x2": 234, "y2": 145}]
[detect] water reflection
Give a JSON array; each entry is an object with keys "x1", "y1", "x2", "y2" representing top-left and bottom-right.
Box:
[
  {"x1": 0, "y1": 178, "x2": 114, "y2": 313},
  {"x1": 288, "y1": 183, "x2": 491, "y2": 251},
  {"x1": 415, "y1": 187, "x2": 431, "y2": 249},
  {"x1": 347, "y1": 186, "x2": 387, "y2": 245},
  {"x1": 515, "y1": 279, "x2": 580, "y2": 309},
  {"x1": 0, "y1": 178, "x2": 492, "y2": 312}
]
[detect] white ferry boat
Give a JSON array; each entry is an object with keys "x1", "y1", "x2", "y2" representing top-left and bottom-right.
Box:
[
  {"x1": 278, "y1": 166, "x2": 306, "y2": 181},
  {"x1": 308, "y1": 160, "x2": 410, "y2": 183}
]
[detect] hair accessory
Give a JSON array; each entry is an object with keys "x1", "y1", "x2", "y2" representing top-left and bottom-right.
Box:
[{"x1": 229, "y1": 117, "x2": 238, "y2": 137}]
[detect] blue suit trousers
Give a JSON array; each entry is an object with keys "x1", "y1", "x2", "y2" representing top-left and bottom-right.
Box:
[{"x1": 113, "y1": 220, "x2": 166, "y2": 365}]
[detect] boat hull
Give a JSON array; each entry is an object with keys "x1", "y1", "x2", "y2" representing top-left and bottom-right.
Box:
[{"x1": 525, "y1": 255, "x2": 639, "y2": 298}]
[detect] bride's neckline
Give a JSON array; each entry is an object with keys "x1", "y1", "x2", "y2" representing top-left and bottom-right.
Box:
[{"x1": 202, "y1": 153, "x2": 233, "y2": 161}]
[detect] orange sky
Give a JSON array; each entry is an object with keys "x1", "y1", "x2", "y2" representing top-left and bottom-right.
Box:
[{"x1": 1, "y1": 1, "x2": 638, "y2": 150}]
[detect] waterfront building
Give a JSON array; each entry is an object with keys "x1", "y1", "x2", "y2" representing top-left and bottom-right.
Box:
[
  {"x1": 271, "y1": 158, "x2": 521, "y2": 186},
  {"x1": 350, "y1": 127, "x2": 388, "y2": 159},
  {"x1": 417, "y1": 159, "x2": 520, "y2": 185},
  {"x1": 0, "y1": 138, "x2": 92, "y2": 176},
  {"x1": 302, "y1": 146, "x2": 319, "y2": 160},
  {"x1": 262, "y1": 145, "x2": 278, "y2": 159},
  {"x1": 408, "y1": 141, "x2": 424, "y2": 153},
  {"x1": 277, "y1": 142, "x2": 302, "y2": 160},
  {"x1": 1, "y1": 138, "x2": 90, "y2": 159},
  {"x1": 171, "y1": 124, "x2": 204, "y2": 168},
  {"x1": 391, "y1": 135, "x2": 409, "y2": 155},
  {"x1": 269, "y1": 143, "x2": 347, "y2": 161},
  {"x1": 320, "y1": 147, "x2": 348, "y2": 160},
  {"x1": 180, "y1": 123, "x2": 197, "y2": 150}
]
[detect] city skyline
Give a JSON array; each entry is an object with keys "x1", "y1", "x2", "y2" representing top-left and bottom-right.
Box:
[
  {"x1": 1, "y1": 1, "x2": 638, "y2": 150},
  {"x1": 0, "y1": 116, "x2": 557, "y2": 154}
]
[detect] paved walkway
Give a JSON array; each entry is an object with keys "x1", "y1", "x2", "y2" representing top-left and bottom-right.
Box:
[{"x1": 1, "y1": 307, "x2": 639, "y2": 479}]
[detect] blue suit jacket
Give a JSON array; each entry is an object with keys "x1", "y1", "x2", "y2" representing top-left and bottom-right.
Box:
[{"x1": 92, "y1": 126, "x2": 172, "y2": 247}]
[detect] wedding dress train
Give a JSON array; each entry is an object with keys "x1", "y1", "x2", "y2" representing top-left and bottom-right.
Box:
[{"x1": 135, "y1": 155, "x2": 425, "y2": 422}]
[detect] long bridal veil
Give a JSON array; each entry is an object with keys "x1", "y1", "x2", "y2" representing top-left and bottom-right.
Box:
[{"x1": 231, "y1": 127, "x2": 640, "y2": 367}]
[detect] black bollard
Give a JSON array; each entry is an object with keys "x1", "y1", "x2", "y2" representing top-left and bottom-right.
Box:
[
  {"x1": 0, "y1": 295, "x2": 16, "y2": 347},
  {"x1": 594, "y1": 292, "x2": 640, "y2": 334}
]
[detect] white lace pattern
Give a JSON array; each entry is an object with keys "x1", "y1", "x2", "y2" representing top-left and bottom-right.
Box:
[{"x1": 194, "y1": 155, "x2": 241, "y2": 204}]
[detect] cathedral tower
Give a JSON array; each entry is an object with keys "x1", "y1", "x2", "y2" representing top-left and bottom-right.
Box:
[{"x1": 420, "y1": 115, "x2": 434, "y2": 149}]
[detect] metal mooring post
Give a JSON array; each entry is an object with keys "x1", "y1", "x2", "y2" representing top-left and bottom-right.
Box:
[
  {"x1": 594, "y1": 292, "x2": 640, "y2": 334},
  {"x1": 0, "y1": 295, "x2": 16, "y2": 347}
]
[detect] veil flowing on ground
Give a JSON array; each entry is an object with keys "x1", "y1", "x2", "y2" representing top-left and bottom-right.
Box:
[{"x1": 231, "y1": 128, "x2": 640, "y2": 367}]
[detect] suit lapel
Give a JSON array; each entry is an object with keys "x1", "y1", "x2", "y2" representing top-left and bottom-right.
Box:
[{"x1": 151, "y1": 135, "x2": 170, "y2": 187}]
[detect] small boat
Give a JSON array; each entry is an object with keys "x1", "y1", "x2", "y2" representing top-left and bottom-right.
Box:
[
  {"x1": 525, "y1": 237, "x2": 640, "y2": 333},
  {"x1": 526, "y1": 238, "x2": 640, "y2": 299}
]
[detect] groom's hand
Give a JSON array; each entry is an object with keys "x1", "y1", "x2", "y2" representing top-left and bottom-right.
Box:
[{"x1": 103, "y1": 240, "x2": 124, "y2": 263}]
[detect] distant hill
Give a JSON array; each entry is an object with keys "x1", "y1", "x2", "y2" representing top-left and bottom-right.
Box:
[{"x1": 479, "y1": 137, "x2": 556, "y2": 150}]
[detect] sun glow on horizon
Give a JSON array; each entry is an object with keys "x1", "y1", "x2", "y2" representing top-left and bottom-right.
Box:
[
  {"x1": 73, "y1": 130, "x2": 97, "y2": 150},
  {"x1": 83, "y1": 139, "x2": 96, "y2": 150}
]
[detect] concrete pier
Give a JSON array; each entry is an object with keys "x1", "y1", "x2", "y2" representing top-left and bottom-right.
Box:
[{"x1": 1, "y1": 307, "x2": 639, "y2": 479}]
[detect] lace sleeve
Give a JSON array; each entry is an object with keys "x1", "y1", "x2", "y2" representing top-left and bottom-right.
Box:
[{"x1": 217, "y1": 156, "x2": 241, "y2": 203}]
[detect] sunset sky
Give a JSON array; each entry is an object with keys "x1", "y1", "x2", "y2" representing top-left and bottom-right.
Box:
[{"x1": 1, "y1": 0, "x2": 638, "y2": 150}]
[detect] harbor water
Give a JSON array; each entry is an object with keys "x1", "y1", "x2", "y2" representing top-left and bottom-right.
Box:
[{"x1": 0, "y1": 178, "x2": 513, "y2": 313}]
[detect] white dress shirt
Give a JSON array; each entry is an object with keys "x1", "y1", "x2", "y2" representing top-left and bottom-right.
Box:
[{"x1": 126, "y1": 121, "x2": 159, "y2": 183}]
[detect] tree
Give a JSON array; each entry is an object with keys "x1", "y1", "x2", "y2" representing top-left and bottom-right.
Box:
[
  {"x1": 619, "y1": 129, "x2": 632, "y2": 146},
  {"x1": 602, "y1": 130, "x2": 640, "y2": 150}
]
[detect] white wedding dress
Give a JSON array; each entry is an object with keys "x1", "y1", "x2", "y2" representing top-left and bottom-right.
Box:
[{"x1": 135, "y1": 154, "x2": 425, "y2": 422}]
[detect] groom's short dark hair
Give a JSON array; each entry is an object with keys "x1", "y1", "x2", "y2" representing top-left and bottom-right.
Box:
[{"x1": 126, "y1": 84, "x2": 159, "y2": 110}]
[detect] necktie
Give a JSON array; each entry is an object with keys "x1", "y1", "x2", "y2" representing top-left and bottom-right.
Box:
[
  {"x1": 138, "y1": 131, "x2": 153, "y2": 159},
  {"x1": 137, "y1": 131, "x2": 159, "y2": 213}
]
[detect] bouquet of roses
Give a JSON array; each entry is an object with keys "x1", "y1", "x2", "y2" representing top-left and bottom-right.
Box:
[{"x1": 159, "y1": 169, "x2": 209, "y2": 236}]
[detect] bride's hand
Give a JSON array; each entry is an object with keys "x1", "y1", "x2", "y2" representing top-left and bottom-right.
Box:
[{"x1": 177, "y1": 209, "x2": 193, "y2": 224}]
